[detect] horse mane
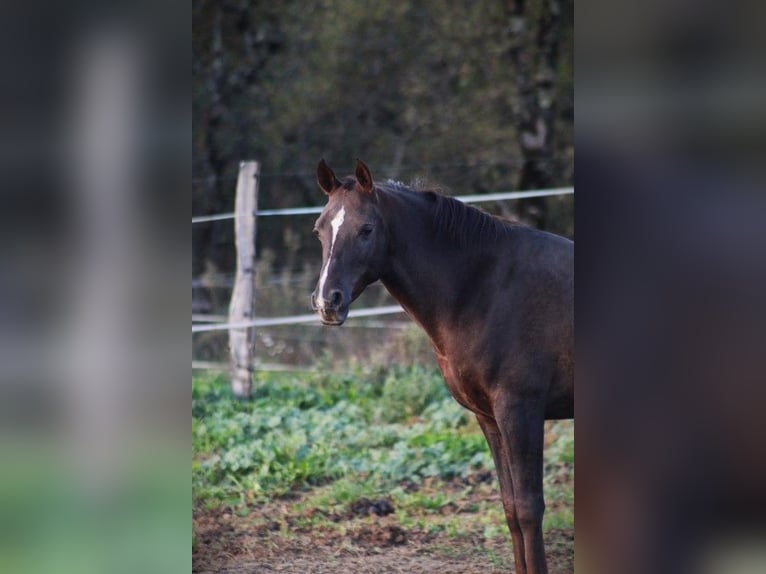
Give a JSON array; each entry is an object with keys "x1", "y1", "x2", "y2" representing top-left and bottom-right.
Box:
[{"x1": 378, "y1": 179, "x2": 517, "y2": 247}]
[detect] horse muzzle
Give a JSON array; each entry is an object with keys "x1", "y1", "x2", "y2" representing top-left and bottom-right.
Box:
[{"x1": 311, "y1": 289, "x2": 348, "y2": 326}]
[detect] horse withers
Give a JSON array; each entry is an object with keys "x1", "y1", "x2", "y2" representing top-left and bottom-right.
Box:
[{"x1": 311, "y1": 159, "x2": 573, "y2": 574}]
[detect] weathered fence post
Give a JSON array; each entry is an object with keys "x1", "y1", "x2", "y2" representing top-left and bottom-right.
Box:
[{"x1": 228, "y1": 161, "x2": 259, "y2": 398}]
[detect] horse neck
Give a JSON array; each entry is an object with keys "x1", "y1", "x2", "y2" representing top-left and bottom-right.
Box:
[{"x1": 377, "y1": 190, "x2": 477, "y2": 350}]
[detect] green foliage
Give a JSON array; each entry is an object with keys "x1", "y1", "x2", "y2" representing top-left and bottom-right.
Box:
[
  {"x1": 376, "y1": 365, "x2": 449, "y2": 423},
  {"x1": 547, "y1": 420, "x2": 574, "y2": 465},
  {"x1": 193, "y1": 367, "x2": 574, "y2": 535},
  {"x1": 192, "y1": 366, "x2": 491, "y2": 502}
]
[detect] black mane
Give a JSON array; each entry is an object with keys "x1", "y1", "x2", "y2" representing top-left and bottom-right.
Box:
[{"x1": 377, "y1": 180, "x2": 516, "y2": 247}]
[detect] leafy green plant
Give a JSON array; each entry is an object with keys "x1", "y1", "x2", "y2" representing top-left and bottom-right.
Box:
[
  {"x1": 192, "y1": 367, "x2": 571, "y2": 520},
  {"x1": 375, "y1": 365, "x2": 449, "y2": 423}
]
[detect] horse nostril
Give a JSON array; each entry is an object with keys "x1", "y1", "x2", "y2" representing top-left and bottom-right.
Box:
[
  {"x1": 329, "y1": 290, "x2": 342, "y2": 308},
  {"x1": 310, "y1": 291, "x2": 317, "y2": 310}
]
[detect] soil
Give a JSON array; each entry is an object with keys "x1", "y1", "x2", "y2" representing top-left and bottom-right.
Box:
[{"x1": 193, "y1": 478, "x2": 574, "y2": 574}]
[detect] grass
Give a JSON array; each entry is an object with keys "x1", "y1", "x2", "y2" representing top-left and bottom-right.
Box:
[{"x1": 192, "y1": 365, "x2": 574, "y2": 533}]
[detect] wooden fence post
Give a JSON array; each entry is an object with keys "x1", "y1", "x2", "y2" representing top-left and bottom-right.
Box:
[{"x1": 228, "y1": 161, "x2": 259, "y2": 398}]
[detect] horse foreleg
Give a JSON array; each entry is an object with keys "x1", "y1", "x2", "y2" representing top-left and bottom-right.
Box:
[
  {"x1": 476, "y1": 413, "x2": 527, "y2": 574},
  {"x1": 497, "y1": 400, "x2": 548, "y2": 574}
]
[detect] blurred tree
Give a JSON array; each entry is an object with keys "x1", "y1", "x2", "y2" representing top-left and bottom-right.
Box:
[
  {"x1": 192, "y1": 0, "x2": 287, "y2": 276},
  {"x1": 192, "y1": 0, "x2": 573, "y2": 278},
  {"x1": 503, "y1": 0, "x2": 573, "y2": 229}
]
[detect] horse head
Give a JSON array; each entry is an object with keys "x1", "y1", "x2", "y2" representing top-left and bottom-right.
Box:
[{"x1": 311, "y1": 159, "x2": 388, "y2": 325}]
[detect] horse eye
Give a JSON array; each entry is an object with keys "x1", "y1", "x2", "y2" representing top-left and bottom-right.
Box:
[{"x1": 359, "y1": 224, "x2": 374, "y2": 237}]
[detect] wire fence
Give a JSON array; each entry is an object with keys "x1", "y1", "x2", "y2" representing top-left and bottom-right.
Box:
[
  {"x1": 192, "y1": 185, "x2": 574, "y2": 369},
  {"x1": 192, "y1": 305, "x2": 404, "y2": 333},
  {"x1": 191, "y1": 187, "x2": 573, "y2": 224}
]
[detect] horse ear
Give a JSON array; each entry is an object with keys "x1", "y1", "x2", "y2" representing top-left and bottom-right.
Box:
[
  {"x1": 355, "y1": 159, "x2": 374, "y2": 194},
  {"x1": 317, "y1": 159, "x2": 341, "y2": 195}
]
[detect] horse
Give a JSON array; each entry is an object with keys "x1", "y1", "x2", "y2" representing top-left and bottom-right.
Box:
[{"x1": 310, "y1": 159, "x2": 573, "y2": 574}]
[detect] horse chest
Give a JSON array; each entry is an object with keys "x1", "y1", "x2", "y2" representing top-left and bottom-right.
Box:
[{"x1": 435, "y1": 352, "x2": 493, "y2": 418}]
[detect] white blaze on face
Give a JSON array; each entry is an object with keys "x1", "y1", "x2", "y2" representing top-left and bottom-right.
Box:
[{"x1": 316, "y1": 205, "x2": 346, "y2": 310}]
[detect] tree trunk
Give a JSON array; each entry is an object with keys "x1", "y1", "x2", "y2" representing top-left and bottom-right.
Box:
[{"x1": 505, "y1": 0, "x2": 563, "y2": 229}]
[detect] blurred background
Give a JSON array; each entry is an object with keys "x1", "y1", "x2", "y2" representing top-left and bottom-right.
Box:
[
  {"x1": 191, "y1": 0, "x2": 574, "y2": 369},
  {"x1": 0, "y1": 1, "x2": 189, "y2": 573}
]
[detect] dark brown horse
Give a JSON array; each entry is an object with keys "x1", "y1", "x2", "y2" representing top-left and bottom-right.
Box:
[{"x1": 311, "y1": 159, "x2": 573, "y2": 574}]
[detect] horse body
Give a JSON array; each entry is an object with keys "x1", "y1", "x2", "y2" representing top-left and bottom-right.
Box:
[
  {"x1": 311, "y1": 160, "x2": 573, "y2": 574},
  {"x1": 376, "y1": 186, "x2": 573, "y2": 420}
]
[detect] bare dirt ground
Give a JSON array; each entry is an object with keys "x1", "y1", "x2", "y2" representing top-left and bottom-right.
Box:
[{"x1": 193, "y1": 480, "x2": 574, "y2": 574}]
